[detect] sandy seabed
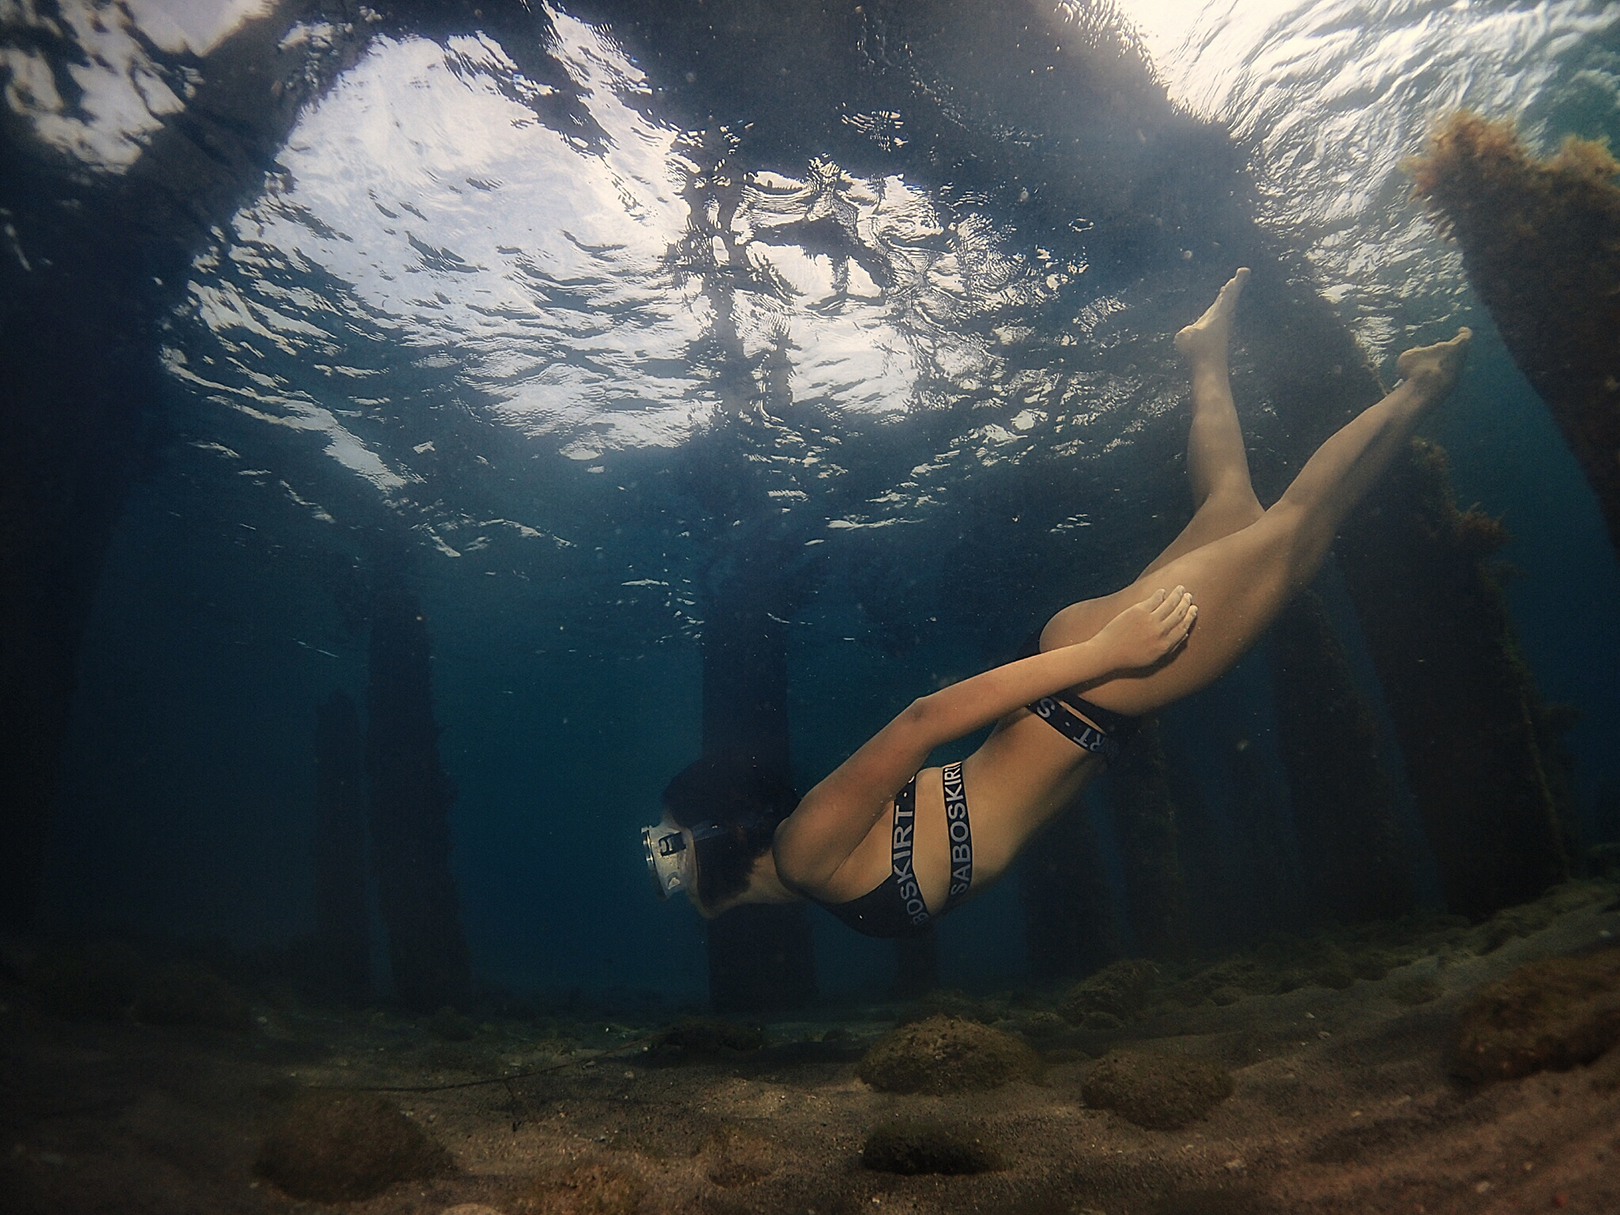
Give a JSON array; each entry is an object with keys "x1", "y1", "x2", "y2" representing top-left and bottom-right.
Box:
[{"x1": 4, "y1": 881, "x2": 1619, "y2": 1215}]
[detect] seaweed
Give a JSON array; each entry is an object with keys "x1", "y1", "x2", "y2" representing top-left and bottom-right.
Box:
[{"x1": 1405, "y1": 111, "x2": 1620, "y2": 561}]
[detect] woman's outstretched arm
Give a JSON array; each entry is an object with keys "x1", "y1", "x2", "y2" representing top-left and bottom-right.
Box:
[{"x1": 773, "y1": 587, "x2": 1195, "y2": 893}]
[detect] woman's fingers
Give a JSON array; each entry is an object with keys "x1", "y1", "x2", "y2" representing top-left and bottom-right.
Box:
[
  {"x1": 1161, "y1": 589, "x2": 1195, "y2": 640},
  {"x1": 1152, "y1": 586, "x2": 1191, "y2": 622}
]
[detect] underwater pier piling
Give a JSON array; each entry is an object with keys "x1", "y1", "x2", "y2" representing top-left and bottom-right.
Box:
[
  {"x1": 0, "y1": 0, "x2": 408, "y2": 931},
  {"x1": 1236, "y1": 270, "x2": 1575, "y2": 921},
  {"x1": 1106, "y1": 721, "x2": 1192, "y2": 958},
  {"x1": 313, "y1": 691, "x2": 372, "y2": 1002},
  {"x1": 1337, "y1": 442, "x2": 1573, "y2": 919},
  {"x1": 1269, "y1": 590, "x2": 1414, "y2": 925},
  {"x1": 0, "y1": 281, "x2": 156, "y2": 932},
  {"x1": 698, "y1": 570, "x2": 819, "y2": 1014},
  {"x1": 365, "y1": 564, "x2": 472, "y2": 1012},
  {"x1": 1406, "y1": 112, "x2": 1620, "y2": 564},
  {"x1": 1018, "y1": 791, "x2": 1122, "y2": 980}
]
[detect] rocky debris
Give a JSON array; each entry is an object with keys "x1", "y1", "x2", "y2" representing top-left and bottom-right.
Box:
[
  {"x1": 857, "y1": 1014, "x2": 1042, "y2": 1094},
  {"x1": 1466, "y1": 901, "x2": 1562, "y2": 954},
  {"x1": 517, "y1": 1161, "x2": 644, "y2": 1215},
  {"x1": 1082, "y1": 1049, "x2": 1234, "y2": 1130},
  {"x1": 1058, "y1": 958, "x2": 1161, "y2": 1028},
  {"x1": 860, "y1": 1118, "x2": 1003, "y2": 1175},
  {"x1": 133, "y1": 961, "x2": 253, "y2": 1031},
  {"x1": 1451, "y1": 947, "x2": 1620, "y2": 1082},
  {"x1": 1007, "y1": 1008, "x2": 1072, "y2": 1042},
  {"x1": 254, "y1": 1091, "x2": 454, "y2": 1202}
]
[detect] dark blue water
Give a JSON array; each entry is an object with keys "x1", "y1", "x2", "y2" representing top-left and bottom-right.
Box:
[{"x1": 13, "y1": 0, "x2": 1620, "y2": 1004}]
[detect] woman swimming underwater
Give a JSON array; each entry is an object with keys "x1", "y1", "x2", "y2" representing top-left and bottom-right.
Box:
[{"x1": 643, "y1": 269, "x2": 1472, "y2": 938}]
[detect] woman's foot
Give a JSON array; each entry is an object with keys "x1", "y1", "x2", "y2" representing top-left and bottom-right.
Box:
[
  {"x1": 1174, "y1": 267, "x2": 1251, "y2": 363},
  {"x1": 1396, "y1": 327, "x2": 1472, "y2": 400}
]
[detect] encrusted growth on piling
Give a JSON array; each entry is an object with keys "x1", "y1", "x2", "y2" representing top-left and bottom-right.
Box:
[{"x1": 1405, "y1": 111, "x2": 1620, "y2": 560}]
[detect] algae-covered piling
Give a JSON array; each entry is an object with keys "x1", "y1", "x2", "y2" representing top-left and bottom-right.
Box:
[{"x1": 1405, "y1": 111, "x2": 1620, "y2": 560}]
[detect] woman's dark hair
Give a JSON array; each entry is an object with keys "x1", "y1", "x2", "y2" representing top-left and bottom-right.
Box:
[{"x1": 662, "y1": 753, "x2": 799, "y2": 910}]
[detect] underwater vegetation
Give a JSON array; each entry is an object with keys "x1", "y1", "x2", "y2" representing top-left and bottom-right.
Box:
[{"x1": 1405, "y1": 110, "x2": 1620, "y2": 560}]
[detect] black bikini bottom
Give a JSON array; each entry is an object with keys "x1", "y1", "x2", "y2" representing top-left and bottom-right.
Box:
[
  {"x1": 811, "y1": 762, "x2": 973, "y2": 939},
  {"x1": 1018, "y1": 629, "x2": 1140, "y2": 763}
]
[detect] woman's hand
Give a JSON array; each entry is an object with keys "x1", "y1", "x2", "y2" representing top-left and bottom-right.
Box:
[{"x1": 1089, "y1": 586, "x2": 1196, "y2": 672}]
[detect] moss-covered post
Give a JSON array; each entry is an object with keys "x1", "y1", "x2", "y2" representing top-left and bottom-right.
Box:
[
  {"x1": 1336, "y1": 442, "x2": 1571, "y2": 917},
  {"x1": 365, "y1": 564, "x2": 472, "y2": 1012},
  {"x1": 1018, "y1": 792, "x2": 1121, "y2": 979},
  {"x1": 667, "y1": 125, "x2": 820, "y2": 1015},
  {"x1": 0, "y1": 0, "x2": 370, "y2": 933},
  {"x1": 313, "y1": 691, "x2": 371, "y2": 1001},
  {"x1": 1105, "y1": 720, "x2": 1190, "y2": 958},
  {"x1": 894, "y1": 928, "x2": 940, "y2": 999},
  {"x1": 699, "y1": 570, "x2": 819, "y2": 1014},
  {"x1": 1233, "y1": 270, "x2": 1574, "y2": 921},
  {"x1": 1268, "y1": 589, "x2": 1414, "y2": 924},
  {"x1": 1406, "y1": 112, "x2": 1620, "y2": 562}
]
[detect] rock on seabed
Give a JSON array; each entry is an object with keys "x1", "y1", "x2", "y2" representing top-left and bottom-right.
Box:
[
  {"x1": 254, "y1": 1091, "x2": 454, "y2": 1202},
  {"x1": 1082, "y1": 1048, "x2": 1234, "y2": 1130},
  {"x1": 856, "y1": 1014, "x2": 1041, "y2": 1094},
  {"x1": 1452, "y1": 947, "x2": 1620, "y2": 1082}
]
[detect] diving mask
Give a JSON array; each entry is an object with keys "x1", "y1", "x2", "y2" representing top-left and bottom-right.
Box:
[{"x1": 641, "y1": 815, "x2": 728, "y2": 899}]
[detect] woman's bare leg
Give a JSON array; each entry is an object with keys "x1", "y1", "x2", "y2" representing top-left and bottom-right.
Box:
[
  {"x1": 1042, "y1": 327, "x2": 1472, "y2": 717},
  {"x1": 1141, "y1": 268, "x2": 1263, "y2": 577}
]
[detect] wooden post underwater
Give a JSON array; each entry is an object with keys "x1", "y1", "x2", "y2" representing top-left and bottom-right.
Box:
[
  {"x1": 313, "y1": 690, "x2": 371, "y2": 1001},
  {"x1": 1105, "y1": 720, "x2": 1191, "y2": 958},
  {"x1": 1018, "y1": 792, "x2": 1122, "y2": 979},
  {"x1": 700, "y1": 572, "x2": 819, "y2": 1015},
  {"x1": 1336, "y1": 443, "x2": 1572, "y2": 918},
  {"x1": 1406, "y1": 113, "x2": 1620, "y2": 563},
  {"x1": 365, "y1": 564, "x2": 473, "y2": 1012},
  {"x1": 1268, "y1": 589, "x2": 1414, "y2": 925}
]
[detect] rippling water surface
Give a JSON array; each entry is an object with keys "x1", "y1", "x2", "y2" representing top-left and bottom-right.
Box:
[{"x1": 131, "y1": 0, "x2": 1618, "y2": 642}]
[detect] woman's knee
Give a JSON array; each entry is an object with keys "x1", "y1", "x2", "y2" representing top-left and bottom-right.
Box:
[{"x1": 1204, "y1": 470, "x2": 1263, "y2": 518}]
